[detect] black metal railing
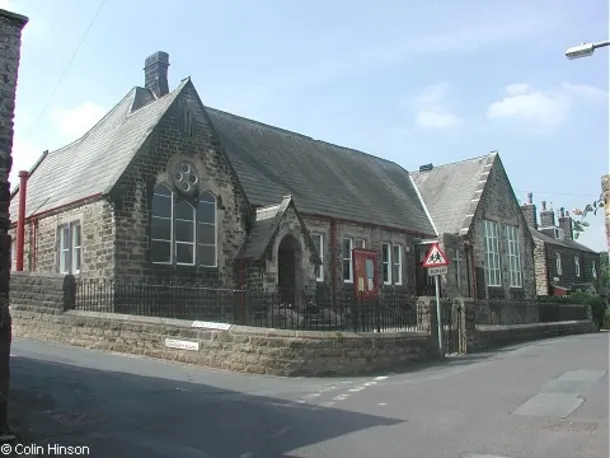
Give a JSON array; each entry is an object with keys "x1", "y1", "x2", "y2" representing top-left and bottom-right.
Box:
[
  {"x1": 74, "y1": 279, "x2": 430, "y2": 333},
  {"x1": 538, "y1": 302, "x2": 589, "y2": 323}
]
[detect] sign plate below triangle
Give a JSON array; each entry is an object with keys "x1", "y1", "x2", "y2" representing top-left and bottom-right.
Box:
[{"x1": 422, "y1": 242, "x2": 449, "y2": 268}]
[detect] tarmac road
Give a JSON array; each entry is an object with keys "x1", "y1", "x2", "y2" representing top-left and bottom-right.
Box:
[{"x1": 7, "y1": 333, "x2": 609, "y2": 458}]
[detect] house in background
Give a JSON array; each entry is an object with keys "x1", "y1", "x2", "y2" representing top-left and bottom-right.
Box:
[
  {"x1": 9, "y1": 51, "x2": 438, "y2": 300},
  {"x1": 521, "y1": 195, "x2": 600, "y2": 296},
  {"x1": 411, "y1": 152, "x2": 537, "y2": 300}
]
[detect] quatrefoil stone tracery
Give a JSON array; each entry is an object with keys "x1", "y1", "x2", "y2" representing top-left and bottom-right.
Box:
[{"x1": 172, "y1": 161, "x2": 199, "y2": 195}]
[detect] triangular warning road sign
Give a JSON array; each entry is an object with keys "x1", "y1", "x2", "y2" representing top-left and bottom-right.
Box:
[{"x1": 422, "y1": 242, "x2": 449, "y2": 268}]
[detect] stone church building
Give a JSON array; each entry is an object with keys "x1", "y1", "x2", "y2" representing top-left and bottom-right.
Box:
[
  {"x1": 9, "y1": 51, "x2": 438, "y2": 299},
  {"x1": 411, "y1": 153, "x2": 538, "y2": 300}
]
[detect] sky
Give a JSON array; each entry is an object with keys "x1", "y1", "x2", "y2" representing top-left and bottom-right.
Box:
[{"x1": 2, "y1": 0, "x2": 609, "y2": 251}]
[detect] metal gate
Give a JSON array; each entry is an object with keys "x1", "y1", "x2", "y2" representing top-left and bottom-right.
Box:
[{"x1": 441, "y1": 299, "x2": 463, "y2": 356}]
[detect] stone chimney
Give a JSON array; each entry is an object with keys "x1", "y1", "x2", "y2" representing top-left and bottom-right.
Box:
[
  {"x1": 144, "y1": 51, "x2": 170, "y2": 98},
  {"x1": 521, "y1": 192, "x2": 538, "y2": 229},
  {"x1": 539, "y1": 200, "x2": 556, "y2": 228},
  {"x1": 558, "y1": 207, "x2": 573, "y2": 240}
]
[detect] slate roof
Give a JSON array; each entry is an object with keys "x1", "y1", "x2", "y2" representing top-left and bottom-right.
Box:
[
  {"x1": 531, "y1": 229, "x2": 599, "y2": 254},
  {"x1": 11, "y1": 78, "x2": 436, "y2": 238},
  {"x1": 10, "y1": 80, "x2": 188, "y2": 219},
  {"x1": 205, "y1": 109, "x2": 436, "y2": 236},
  {"x1": 240, "y1": 199, "x2": 286, "y2": 260},
  {"x1": 410, "y1": 153, "x2": 494, "y2": 236}
]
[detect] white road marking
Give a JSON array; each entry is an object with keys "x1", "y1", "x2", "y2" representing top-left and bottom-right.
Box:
[
  {"x1": 297, "y1": 375, "x2": 391, "y2": 407},
  {"x1": 239, "y1": 453, "x2": 253, "y2": 458},
  {"x1": 378, "y1": 402, "x2": 387, "y2": 406}
]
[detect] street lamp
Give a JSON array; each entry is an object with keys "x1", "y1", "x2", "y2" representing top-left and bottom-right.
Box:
[{"x1": 565, "y1": 40, "x2": 610, "y2": 60}]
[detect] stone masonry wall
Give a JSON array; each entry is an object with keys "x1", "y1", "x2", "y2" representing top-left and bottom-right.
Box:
[
  {"x1": 9, "y1": 199, "x2": 116, "y2": 278},
  {"x1": 11, "y1": 306, "x2": 439, "y2": 377},
  {"x1": 440, "y1": 233, "x2": 469, "y2": 297},
  {"x1": 110, "y1": 81, "x2": 250, "y2": 287},
  {"x1": 461, "y1": 299, "x2": 594, "y2": 351},
  {"x1": 10, "y1": 271, "x2": 74, "y2": 311},
  {"x1": 258, "y1": 205, "x2": 318, "y2": 293},
  {"x1": 533, "y1": 238, "x2": 549, "y2": 295},
  {"x1": 470, "y1": 157, "x2": 536, "y2": 300},
  {"x1": 1, "y1": 8, "x2": 27, "y2": 429},
  {"x1": 303, "y1": 216, "x2": 417, "y2": 294},
  {"x1": 9, "y1": 274, "x2": 597, "y2": 376}
]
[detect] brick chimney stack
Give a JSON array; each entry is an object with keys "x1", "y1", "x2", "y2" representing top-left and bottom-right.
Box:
[
  {"x1": 558, "y1": 207, "x2": 573, "y2": 240},
  {"x1": 520, "y1": 192, "x2": 538, "y2": 229},
  {"x1": 144, "y1": 51, "x2": 170, "y2": 98},
  {"x1": 539, "y1": 200, "x2": 556, "y2": 228}
]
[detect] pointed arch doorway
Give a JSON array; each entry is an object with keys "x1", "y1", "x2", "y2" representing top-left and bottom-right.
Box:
[{"x1": 277, "y1": 234, "x2": 303, "y2": 306}]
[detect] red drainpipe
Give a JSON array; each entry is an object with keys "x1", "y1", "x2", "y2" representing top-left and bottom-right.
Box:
[
  {"x1": 16, "y1": 170, "x2": 29, "y2": 271},
  {"x1": 330, "y1": 218, "x2": 337, "y2": 304}
]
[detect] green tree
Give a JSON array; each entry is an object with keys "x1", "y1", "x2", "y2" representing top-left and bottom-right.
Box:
[{"x1": 572, "y1": 193, "x2": 605, "y2": 239}]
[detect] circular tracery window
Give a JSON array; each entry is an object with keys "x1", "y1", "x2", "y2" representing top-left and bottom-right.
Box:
[{"x1": 172, "y1": 161, "x2": 199, "y2": 195}]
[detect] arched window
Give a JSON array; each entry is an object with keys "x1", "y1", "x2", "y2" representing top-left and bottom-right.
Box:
[
  {"x1": 197, "y1": 190, "x2": 217, "y2": 267},
  {"x1": 174, "y1": 199, "x2": 196, "y2": 265},
  {"x1": 150, "y1": 184, "x2": 173, "y2": 264},
  {"x1": 150, "y1": 183, "x2": 217, "y2": 267}
]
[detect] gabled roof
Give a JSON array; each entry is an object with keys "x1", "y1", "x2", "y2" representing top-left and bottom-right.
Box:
[
  {"x1": 10, "y1": 80, "x2": 188, "y2": 219},
  {"x1": 411, "y1": 152, "x2": 496, "y2": 236},
  {"x1": 205, "y1": 109, "x2": 436, "y2": 236},
  {"x1": 11, "y1": 76, "x2": 435, "y2": 237},
  {"x1": 239, "y1": 195, "x2": 321, "y2": 262},
  {"x1": 531, "y1": 228, "x2": 599, "y2": 254}
]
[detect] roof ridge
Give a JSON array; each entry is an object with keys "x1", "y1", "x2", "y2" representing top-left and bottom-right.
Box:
[
  {"x1": 205, "y1": 107, "x2": 314, "y2": 141},
  {"x1": 411, "y1": 151, "x2": 498, "y2": 173}
]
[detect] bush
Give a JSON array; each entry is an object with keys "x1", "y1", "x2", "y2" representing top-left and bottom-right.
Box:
[{"x1": 537, "y1": 291, "x2": 606, "y2": 331}]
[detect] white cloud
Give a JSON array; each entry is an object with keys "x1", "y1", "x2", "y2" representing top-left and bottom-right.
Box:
[
  {"x1": 412, "y1": 83, "x2": 462, "y2": 130},
  {"x1": 50, "y1": 102, "x2": 106, "y2": 141},
  {"x1": 487, "y1": 83, "x2": 607, "y2": 127}
]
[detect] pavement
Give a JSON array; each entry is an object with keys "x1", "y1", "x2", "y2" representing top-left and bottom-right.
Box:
[{"x1": 4, "y1": 333, "x2": 609, "y2": 458}]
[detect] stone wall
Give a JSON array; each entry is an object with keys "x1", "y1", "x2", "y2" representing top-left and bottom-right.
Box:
[
  {"x1": 9, "y1": 274, "x2": 597, "y2": 377},
  {"x1": 110, "y1": 81, "x2": 250, "y2": 287},
  {"x1": 461, "y1": 298, "x2": 594, "y2": 351},
  {"x1": 469, "y1": 156, "x2": 537, "y2": 300},
  {"x1": 10, "y1": 271, "x2": 74, "y2": 311},
  {"x1": 11, "y1": 306, "x2": 438, "y2": 377},
  {"x1": 10, "y1": 199, "x2": 116, "y2": 277}
]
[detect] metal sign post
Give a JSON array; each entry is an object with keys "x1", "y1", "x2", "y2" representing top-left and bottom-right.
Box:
[
  {"x1": 422, "y1": 243, "x2": 450, "y2": 359},
  {"x1": 433, "y1": 274, "x2": 443, "y2": 357}
]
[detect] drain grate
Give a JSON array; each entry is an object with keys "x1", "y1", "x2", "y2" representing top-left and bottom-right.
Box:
[
  {"x1": 541, "y1": 420, "x2": 599, "y2": 434},
  {"x1": 48, "y1": 410, "x2": 106, "y2": 427}
]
